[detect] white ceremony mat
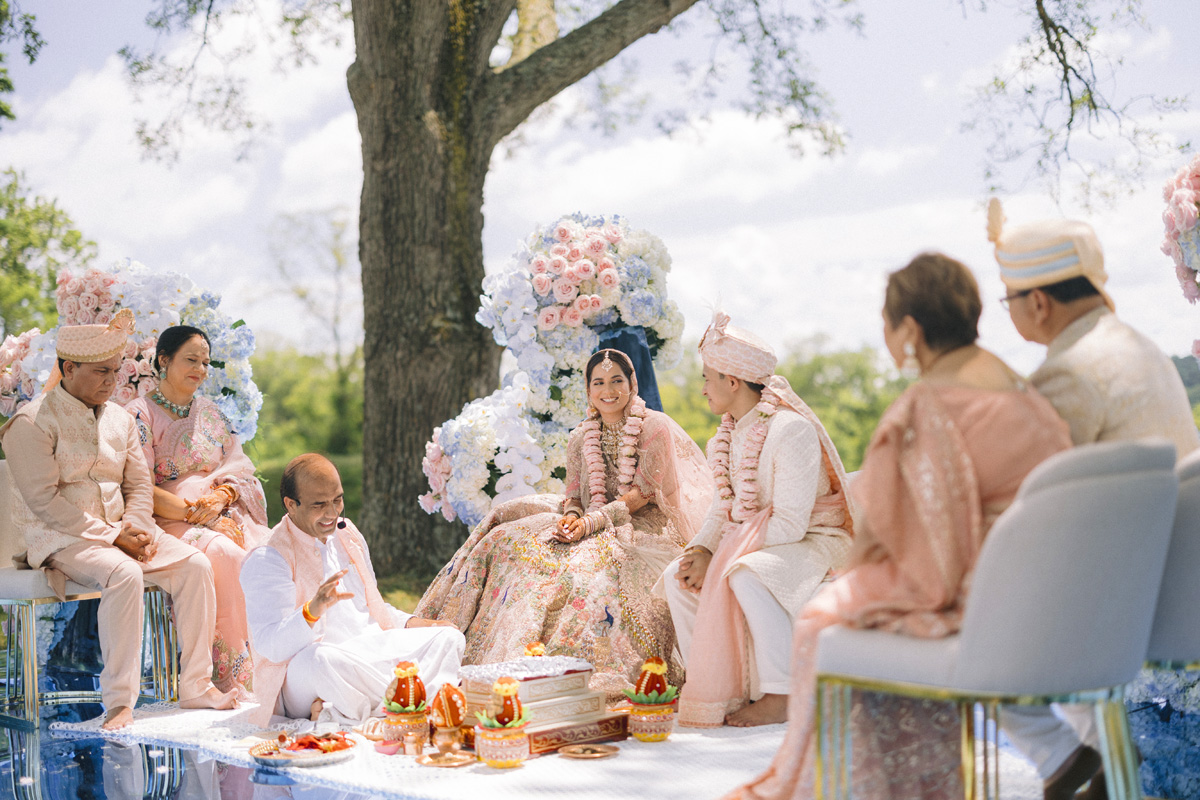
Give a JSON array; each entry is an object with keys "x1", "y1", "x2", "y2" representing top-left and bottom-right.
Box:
[{"x1": 50, "y1": 701, "x2": 1044, "y2": 799}]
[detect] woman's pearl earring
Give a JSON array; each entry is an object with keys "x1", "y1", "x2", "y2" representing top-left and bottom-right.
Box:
[{"x1": 900, "y1": 342, "x2": 920, "y2": 381}]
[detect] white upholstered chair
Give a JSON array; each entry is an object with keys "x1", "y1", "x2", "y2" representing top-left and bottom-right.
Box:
[
  {"x1": 1145, "y1": 446, "x2": 1200, "y2": 668},
  {"x1": 813, "y1": 440, "x2": 1179, "y2": 800},
  {"x1": 0, "y1": 460, "x2": 179, "y2": 727}
]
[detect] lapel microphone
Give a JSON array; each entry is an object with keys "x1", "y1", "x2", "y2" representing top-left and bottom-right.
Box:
[{"x1": 336, "y1": 517, "x2": 347, "y2": 529}]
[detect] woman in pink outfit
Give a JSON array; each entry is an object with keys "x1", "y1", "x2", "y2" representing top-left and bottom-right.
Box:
[
  {"x1": 729, "y1": 253, "x2": 1072, "y2": 800},
  {"x1": 126, "y1": 325, "x2": 270, "y2": 694}
]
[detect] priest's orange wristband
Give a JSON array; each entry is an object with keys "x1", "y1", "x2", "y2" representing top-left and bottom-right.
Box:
[{"x1": 302, "y1": 602, "x2": 320, "y2": 624}]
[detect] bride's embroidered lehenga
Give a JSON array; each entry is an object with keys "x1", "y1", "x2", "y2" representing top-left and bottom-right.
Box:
[
  {"x1": 416, "y1": 402, "x2": 713, "y2": 697},
  {"x1": 127, "y1": 396, "x2": 270, "y2": 693}
]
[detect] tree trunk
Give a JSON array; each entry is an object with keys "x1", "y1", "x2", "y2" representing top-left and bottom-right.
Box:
[{"x1": 349, "y1": 0, "x2": 502, "y2": 576}]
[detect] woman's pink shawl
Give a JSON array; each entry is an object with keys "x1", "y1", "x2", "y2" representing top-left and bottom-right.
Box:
[
  {"x1": 564, "y1": 408, "x2": 713, "y2": 547},
  {"x1": 679, "y1": 375, "x2": 856, "y2": 727},
  {"x1": 128, "y1": 397, "x2": 269, "y2": 545}
]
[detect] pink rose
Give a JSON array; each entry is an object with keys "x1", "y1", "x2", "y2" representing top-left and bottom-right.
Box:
[
  {"x1": 57, "y1": 272, "x2": 71, "y2": 287},
  {"x1": 113, "y1": 385, "x2": 137, "y2": 405},
  {"x1": 83, "y1": 276, "x2": 103, "y2": 294},
  {"x1": 563, "y1": 267, "x2": 580, "y2": 283},
  {"x1": 58, "y1": 296, "x2": 80, "y2": 319},
  {"x1": 530, "y1": 255, "x2": 549, "y2": 274},
  {"x1": 137, "y1": 378, "x2": 156, "y2": 397},
  {"x1": 0, "y1": 373, "x2": 16, "y2": 393},
  {"x1": 573, "y1": 259, "x2": 595, "y2": 279},
  {"x1": 573, "y1": 295, "x2": 591, "y2": 312},
  {"x1": 584, "y1": 236, "x2": 606, "y2": 257},
  {"x1": 553, "y1": 279, "x2": 579, "y2": 304},
  {"x1": 597, "y1": 257, "x2": 615, "y2": 272},
  {"x1": 97, "y1": 290, "x2": 113, "y2": 307},
  {"x1": 123, "y1": 340, "x2": 139, "y2": 359},
  {"x1": 119, "y1": 359, "x2": 139, "y2": 379},
  {"x1": 78, "y1": 292, "x2": 99, "y2": 311},
  {"x1": 550, "y1": 243, "x2": 570, "y2": 258},
  {"x1": 1185, "y1": 281, "x2": 1200, "y2": 303},
  {"x1": 589, "y1": 295, "x2": 603, "y2": 312},
  {"x1": 567, "y1": 246, "x2": 584, "y2": 262},
  {"x1": 1192, "y1": 340, "x2": 1200, "y2": 360},
  {"x1": 603, "y1": 223, "x2": 623, "y2": 243},
  {"x1": 441, "y1": 504, "x2": 456, "y2": 523},
  {"x1": 19, "y1": 375, "x2": 35, "y2": 398},
  {"x1": 75, "y1": 308, "x2": 95, "y2": 324},
  {"x1": 93, "y1": 310, "x2": 113, "y2": 325},
  {"x1": 418, "y1": 493, "x2": 438, "y2": 514},
  {"x1": 562, "y1": 306, "x2": 584, "y2": 327},
  {"x1": 554, "y1": 223, "x2": 576, "y2": 243},
  {"x1": 115, "y1": 371, "x2": 129, "y2": 387},
  {"x1": 548, "y1": 256, "x2": 568, "y2": 275},
  {"x1": 598, "y1": 268, "x2": 620, "y2": 289},
  {"x1": 137, "y1": 355, "x2": 155, "y2": 376},
  {"x1": 66, "y1": 278, "x2": 83, "y2": 294},
  {"x1": 103, "y1": 274, "x2": 117, "y2": 287},
  {"x1": 537, "y1": 306, "x2": 561, "y2": 331},
  {"x1": 1164, "y1": 208, "x2": 1180, "y2": 236},
  {"x1": 532, "y1": 274, "x2": 553, "y2": 296},
  {"x1": 0, "y1": 395, "x2": 15, "y2": 417}
]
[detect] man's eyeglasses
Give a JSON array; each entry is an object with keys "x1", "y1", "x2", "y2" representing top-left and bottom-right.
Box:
[{"x1": 999, "y1": 290, "x2": 1032, "y2": 310}]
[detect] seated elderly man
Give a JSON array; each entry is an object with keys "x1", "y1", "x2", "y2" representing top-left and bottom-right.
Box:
[
  {"x1": 241, "y1": 453, "x2": 465, "y2": 726},
  {"x1": 0, "y1": 310, "x2": 236, "y2": 730}
]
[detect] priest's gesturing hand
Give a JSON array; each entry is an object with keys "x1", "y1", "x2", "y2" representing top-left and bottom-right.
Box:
[
  {"x1": 304, "y1": 568, "x2": 354, "y2": 624},
  {"x1": 675, "y1": 547, "x2": 713, "y2": 595}
]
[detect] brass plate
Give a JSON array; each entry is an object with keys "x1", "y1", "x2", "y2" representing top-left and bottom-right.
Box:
[
  {"x1": 417, "y1": 752, "x2": 475, "y2": 768},
  {"x1": 558, "y1": 743, "x2": 619, "y2": 759},
  {"x1": 249, "y1": 739, "x2": 357, "y2": 768}
]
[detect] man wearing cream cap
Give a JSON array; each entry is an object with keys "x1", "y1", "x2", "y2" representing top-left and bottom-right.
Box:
[
  {"x1": 0, "y1": 310, "x2": 237, "y2": 730},
  {"x1": 664, "y1": 312, "x2": 855, "y2": 728},
  {"x1": 990, "y1": 199, "x2": 1198, "y2": 800}
]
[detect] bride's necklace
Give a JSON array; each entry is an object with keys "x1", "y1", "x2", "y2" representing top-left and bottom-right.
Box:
[
  {"x1": 600, "y1": 421, "x2": 622, "y2": 460},
  {"x1": 151, "y1": 389, "x2": 193, "y2": 418}
]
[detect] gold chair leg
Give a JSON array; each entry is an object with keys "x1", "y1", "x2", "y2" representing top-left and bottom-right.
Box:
[
  {"x1": 17, "y1": 604, "x2": 38, "y2": 722},
  {"x1": 1095, "y1": 698, "x2": 1142, "y2": 800},
  {"x1": 960, "y1": 700, "x2": 977, "y2": 800}
]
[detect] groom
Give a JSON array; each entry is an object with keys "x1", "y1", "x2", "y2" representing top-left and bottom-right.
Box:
[{"x1": 663, "y1": 312, "x2": 855, "y2": 727}]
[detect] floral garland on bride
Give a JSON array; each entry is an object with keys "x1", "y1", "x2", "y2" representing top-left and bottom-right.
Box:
[
  {"x1": 581, "y1": 395, "x2": 646, "y2": 510},
  {"x1": 419, "y1": 213, "x2": 685, "y2": 528}
]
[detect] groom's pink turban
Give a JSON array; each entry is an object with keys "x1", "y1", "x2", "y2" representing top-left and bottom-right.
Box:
[{"x1": 698, "y1": 311, "x2": 776, "y2": 384}]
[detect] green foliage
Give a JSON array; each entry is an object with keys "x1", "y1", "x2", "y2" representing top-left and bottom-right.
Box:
[
  {"x1": 776, "y1": 337, "x2": 908, "y2": 471},
  {"x1": 474, "y1": 709, "x2": 532, "y2": 729},
  {"x1": 659, "y1": 338, "x2": 906, "y2": 471},
  {"x1": 0, "y1": 1, "x2": 44, "y2": 125},
  {"x1": 247, "y1": 346, "x2": 363, "y2": 464},
  {"x1": 0, "y1": 169, "x2": 96, "y2": 337}
]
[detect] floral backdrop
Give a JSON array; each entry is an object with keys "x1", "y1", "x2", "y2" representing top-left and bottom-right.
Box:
[
  {"x1": 0, "y1": 259, "x2": 261, "y2": 440},
  {"x1": 419, "y1": 213, "x2": 685, "y2": 527}
]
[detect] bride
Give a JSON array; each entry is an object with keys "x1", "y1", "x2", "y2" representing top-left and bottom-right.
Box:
[{"x1": 416, "y1": 348, "x2": 714, "y2": 696}]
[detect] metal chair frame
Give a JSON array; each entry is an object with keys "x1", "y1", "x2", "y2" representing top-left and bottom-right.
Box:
[
  {"x1": 814, "y1": 674, "x2": 1141, "y2": 800},
  {"x1": 0, "y1": 584, "x2": 179, "y2": 729}
]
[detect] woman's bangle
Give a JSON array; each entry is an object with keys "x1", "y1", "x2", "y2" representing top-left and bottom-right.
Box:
[
  {"x1": 214, "y1": 484, "x2": 239, "y2": 505},
  {"x1": 302, "y1": 602, "x2": 320, "y2": 624}
]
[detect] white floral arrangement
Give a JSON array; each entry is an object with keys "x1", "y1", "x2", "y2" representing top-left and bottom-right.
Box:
[
  {"x1": 0, "y1": 260, "x2": 262, "y2": 441},
  {"x1": 418, "y1": 213, "x2": 685, "y2": 527},
  {"x1": 1162, "y1": 154, "x2": 1200, "y2": 362}
]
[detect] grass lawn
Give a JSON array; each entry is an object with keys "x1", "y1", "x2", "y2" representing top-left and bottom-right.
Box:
[{"x1": 377, "y1": 572, "x2": 437, "y2": 614}]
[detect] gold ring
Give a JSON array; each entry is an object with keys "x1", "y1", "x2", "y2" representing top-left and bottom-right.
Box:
[{"x1": 137, "y1": 555, "x2": 145, "y2": 562}]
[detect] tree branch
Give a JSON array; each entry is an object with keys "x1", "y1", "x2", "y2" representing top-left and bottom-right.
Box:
[{"x1": 485, "y1": 0, "x2": 701, "y2": 143}]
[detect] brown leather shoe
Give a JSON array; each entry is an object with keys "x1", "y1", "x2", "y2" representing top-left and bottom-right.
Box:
[
  {"x1": 1044, "y1": 745, "x2": 1103, "y2": 800},
  {"x1": 1076, "y1": 769, "x2": 1106, "y2": 800}
]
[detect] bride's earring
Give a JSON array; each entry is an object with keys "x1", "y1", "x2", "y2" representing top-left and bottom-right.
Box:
[{"x1": 900, "y1": 342, "x2": 921, "y2": 380}]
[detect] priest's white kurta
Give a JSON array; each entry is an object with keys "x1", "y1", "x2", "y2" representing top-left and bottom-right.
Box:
[{"x1": 241, "y1": 533, "x2": 465, "y2": 725}]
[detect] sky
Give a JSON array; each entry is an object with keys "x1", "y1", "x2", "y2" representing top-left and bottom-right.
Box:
[{"x1": 3, "y1": 0, "x2": 1199, "y2": 376}]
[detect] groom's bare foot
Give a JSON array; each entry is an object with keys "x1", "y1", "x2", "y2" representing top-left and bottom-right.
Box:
[
  {"x1": 102, "y1": 706, "x2": 134, "y2": 730},
  {"x1": 310, "y1": 698, "x2": 325, "y2": 722},
  {"x1": 179, "y1": 687, "x2": 239, "y2": 711},
  {"x1": 726, "y1": 694, "x2": 788, "y2": 727}
]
